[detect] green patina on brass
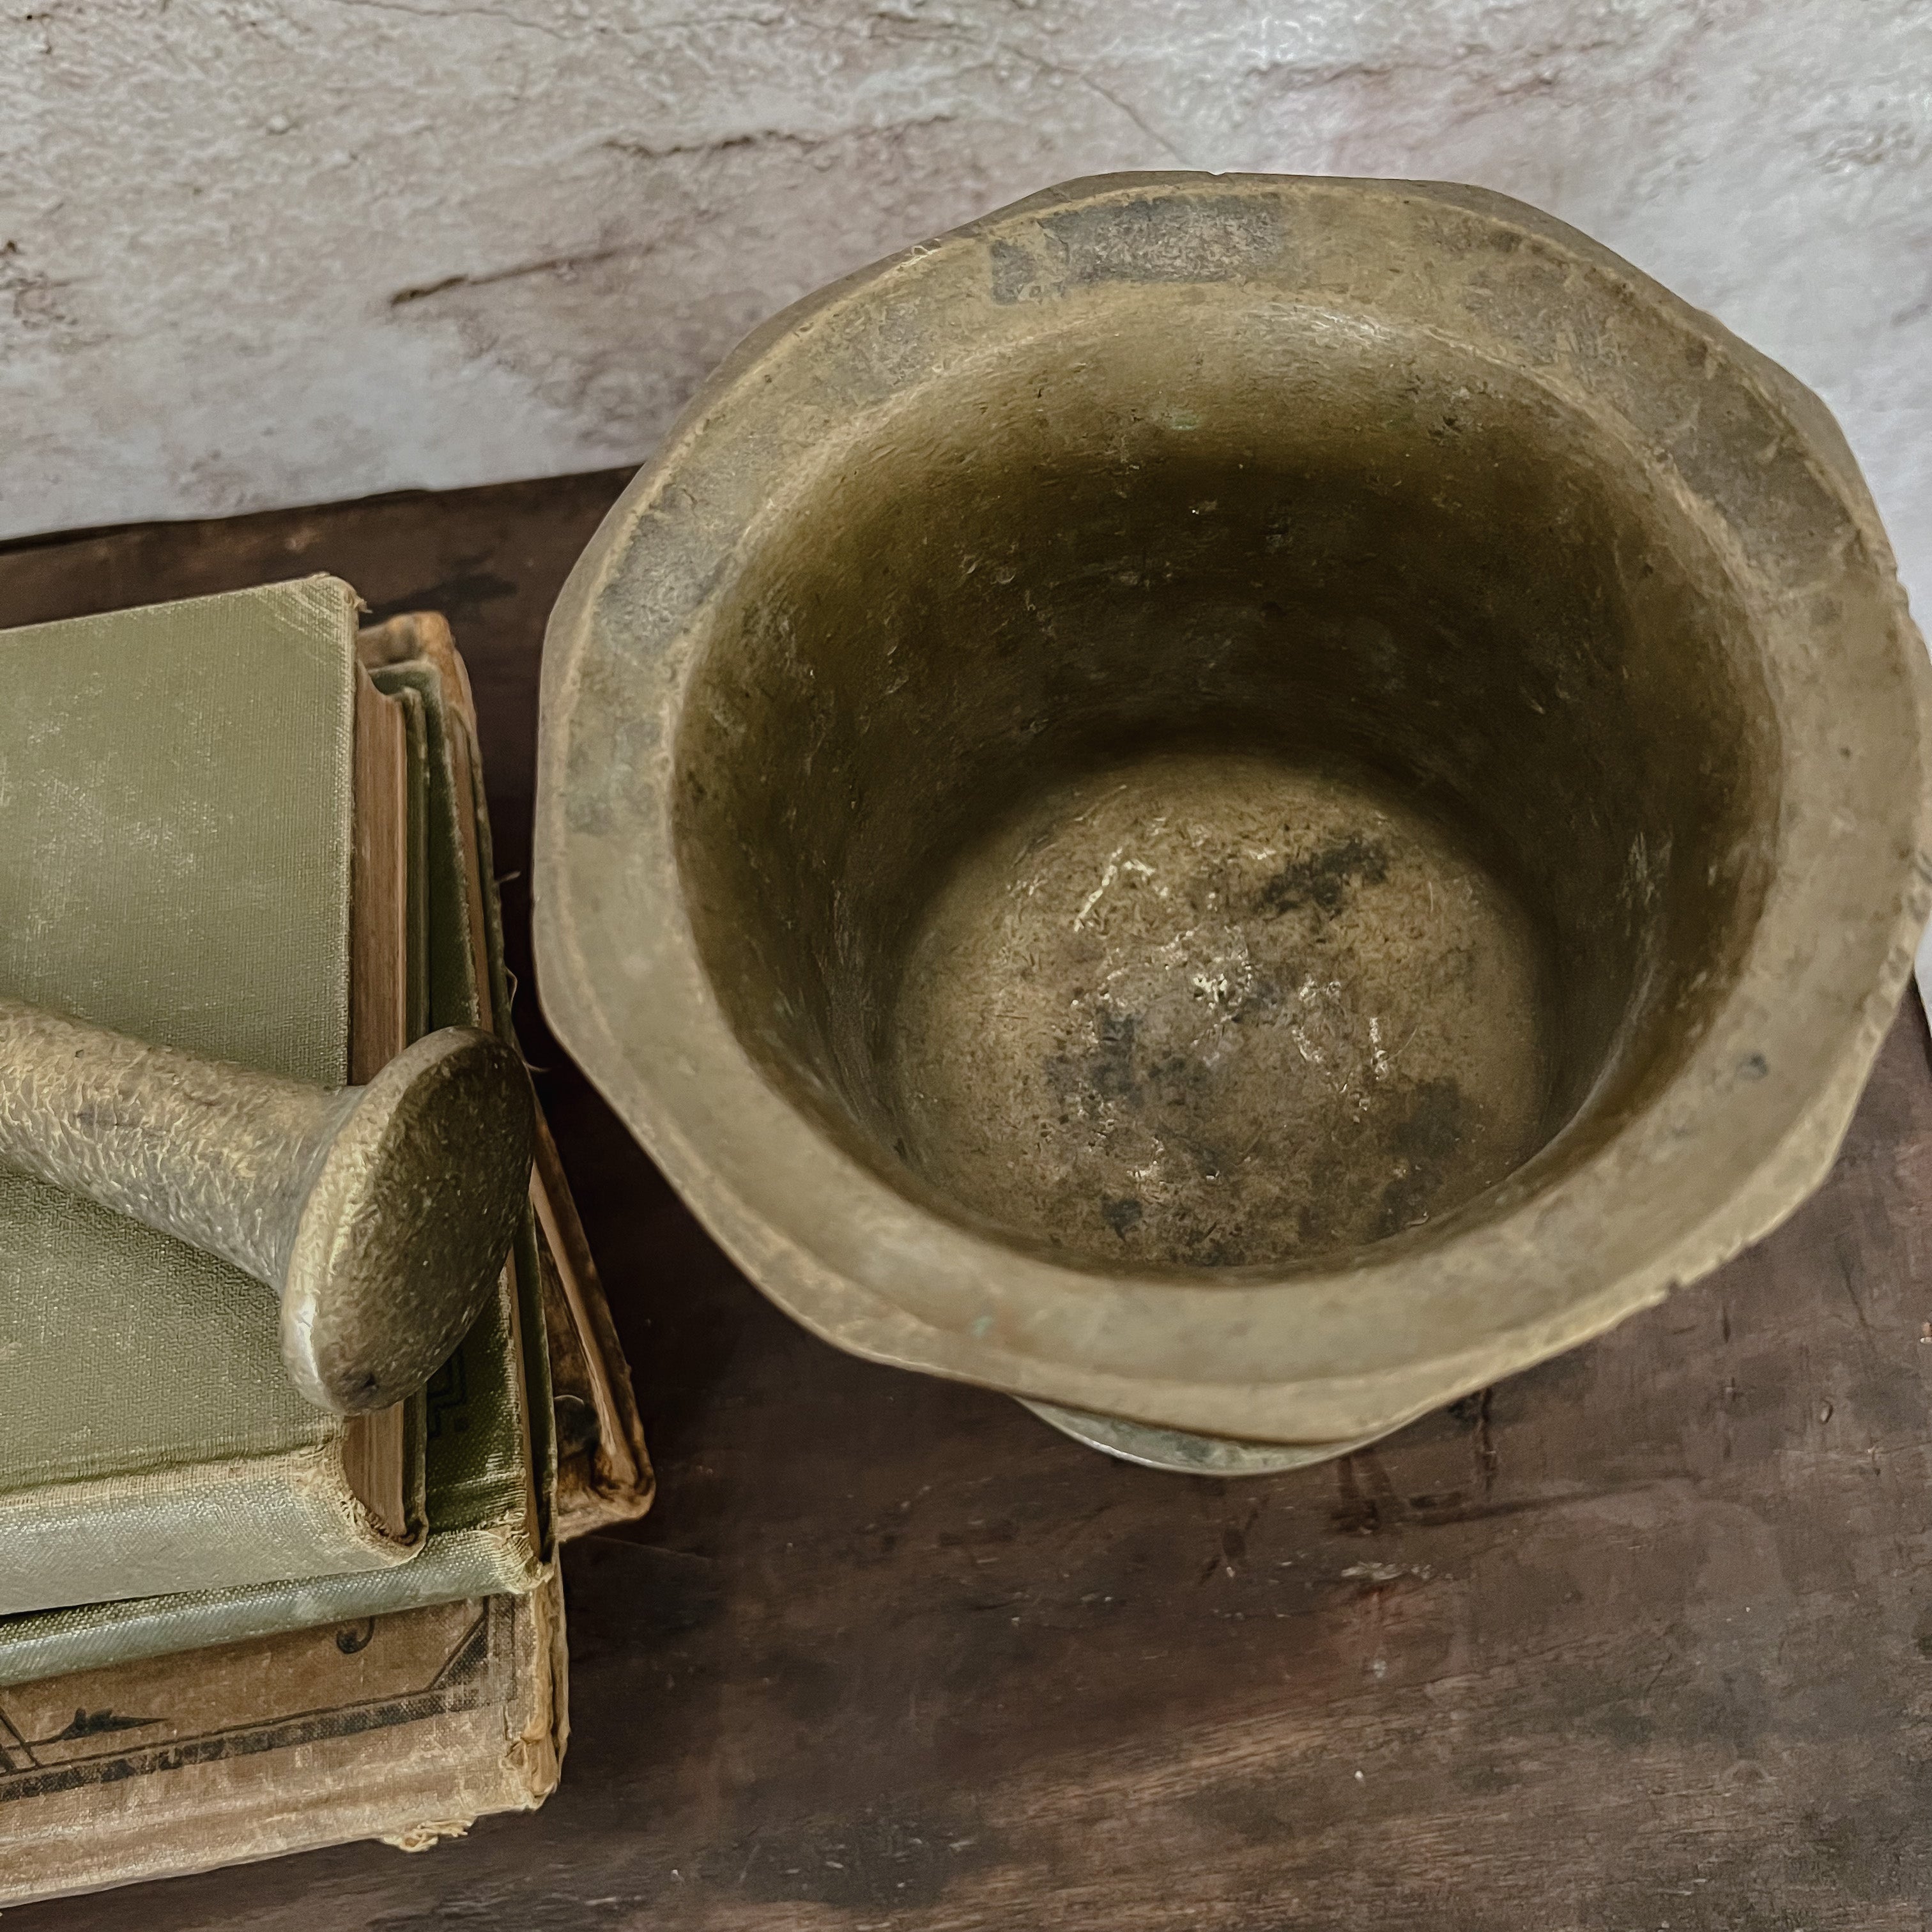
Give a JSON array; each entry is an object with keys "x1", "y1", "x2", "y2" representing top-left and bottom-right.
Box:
[{"x1": 535, "y1": 173, "x2": 1932, "y2": 1468}]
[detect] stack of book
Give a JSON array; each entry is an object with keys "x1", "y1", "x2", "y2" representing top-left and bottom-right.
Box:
[{"x1": 0, "y1": 580, "x2": 650, "y2": 1904}]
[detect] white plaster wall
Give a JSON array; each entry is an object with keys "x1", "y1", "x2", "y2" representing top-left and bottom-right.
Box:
[{"x1": 5, "y1": 0, "x2": 1928, "y2": 620}]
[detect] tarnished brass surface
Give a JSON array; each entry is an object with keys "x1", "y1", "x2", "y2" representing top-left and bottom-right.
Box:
[
  {"x1": 1019, "y1": 1400, "x2": 1383, "y2": 1476},
  {"x1": 535, "y1": 173, "x2": 1932, "y2": 1459},
  {"x1": 0, "y1": 997, "x2": 533, "y2": 1413},
  {"x1": 890, "y1": 752, "x2": 1548, "y2": 1269}
]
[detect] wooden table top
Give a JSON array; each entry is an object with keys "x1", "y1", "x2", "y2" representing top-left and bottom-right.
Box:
[{"x1": 6, "y1": 474, "x2": 1932, "y2": 1930}]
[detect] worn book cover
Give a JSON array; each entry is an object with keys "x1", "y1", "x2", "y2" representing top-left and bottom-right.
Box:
[
  {"x1": 361, "y1": 611, "x2": 652, "y2": 1537},
  {"x1": 0, "y1": 579, "x2": 424, "y2": 1611},
  {"x1": 0, "y1": 611, "x2": 626, "y2": 1909},
  {"x1": 0, "y1": 1572, "x2": 566, "y2": 1905},
  {"x1": 0, "y1": 626, "x2": 557, "y2": 1683},
  {"x1": 535, "y1": 1106, "x2": 655, "y2": 1540}
]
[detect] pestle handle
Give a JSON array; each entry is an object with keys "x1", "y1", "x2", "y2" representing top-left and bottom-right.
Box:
[
  {"x1": 0, "y1": 995, "x2": 534, "y2": 1414},
  {"x1": 0, "y1": 997, "x2": 355, "y2": 1285}
]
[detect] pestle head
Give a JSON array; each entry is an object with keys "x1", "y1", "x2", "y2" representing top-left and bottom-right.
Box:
[{"x1": 279, "y1": 1026, "x2": 535, "y2": 1414}]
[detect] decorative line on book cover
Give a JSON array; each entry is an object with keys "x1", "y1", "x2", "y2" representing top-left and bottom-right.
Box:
[{"x1": 0, "y1": 1597, "x2": 512, "y2": 1805}]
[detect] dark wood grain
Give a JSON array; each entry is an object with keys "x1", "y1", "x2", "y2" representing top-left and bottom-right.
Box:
[{"x1": 6, "y1": 479, "x2": 1932, "y2": 1930}]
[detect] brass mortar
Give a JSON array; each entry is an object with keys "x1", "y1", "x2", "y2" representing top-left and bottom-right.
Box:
[{"x1": 535, "y1": 174, "x2": 1932, "y2": 1471}]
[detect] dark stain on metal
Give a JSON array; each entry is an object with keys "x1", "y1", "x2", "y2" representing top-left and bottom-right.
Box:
[{"x1": 1257, "y1": 833, "x2": 1390, "y2": 918}]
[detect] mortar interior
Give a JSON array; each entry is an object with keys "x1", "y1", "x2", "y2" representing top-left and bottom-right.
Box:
[{"x1": 673, "y1": 307, "x2": 1777, "y2": 1277}]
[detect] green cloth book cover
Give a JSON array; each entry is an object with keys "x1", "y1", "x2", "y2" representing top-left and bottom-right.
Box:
[
  {"x1": 0, "y1": 629, "x2": 555, "y2": 1684},
  {"x1": 0, "y1": 579, "x2": 426, "y2": 1610}
]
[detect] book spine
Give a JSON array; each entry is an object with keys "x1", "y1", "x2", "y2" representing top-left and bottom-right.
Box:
[
  {"x1": 0, "y1": 1525, "x2": 546, "y2": 1688},
  {"x1": 0, "y1": 1443, "x2": 420, "y2": 1616},
  {"x1": 0, "y1": 1575, "x2": 564, "y2": 1906}
]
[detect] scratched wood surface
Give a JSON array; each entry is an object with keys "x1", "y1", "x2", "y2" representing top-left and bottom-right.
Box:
[{"x1": 6, "y1": 478, "x2": 1932, "y2": 1930}]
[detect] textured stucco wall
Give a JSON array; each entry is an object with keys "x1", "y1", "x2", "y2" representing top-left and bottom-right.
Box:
[{"x1": 5, "y1": 0, "x2": 1929, "y2": 627}]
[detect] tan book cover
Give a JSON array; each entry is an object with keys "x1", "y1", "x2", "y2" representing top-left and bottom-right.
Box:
[
  {"x1": 535, "y1": 1110, "x2": 655, "y2": 1539},
  {"x1": 0, "y1": 1573, "x2": 565, "y2": 1906}
]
